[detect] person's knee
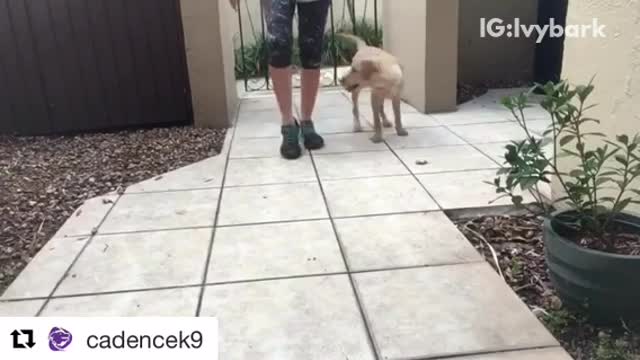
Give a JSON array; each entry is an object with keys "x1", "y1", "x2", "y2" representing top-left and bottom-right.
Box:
[
  {"x1": 268, "y1": 34, "x2": 292, "y2": 68},
  {"x1": 299, "y1": 38, "x2": 323, "y2": 69}
]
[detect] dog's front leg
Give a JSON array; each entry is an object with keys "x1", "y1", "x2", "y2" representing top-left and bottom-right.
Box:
[
  {"x1": 393, "y1": 96, "x2": 408, "y2": 136},
  {"x1": 351, "y1": 89, "x2": 363, "y2": 132},
  {"x1": 370, "y1": 92, "x2": 384, "y2": 143}
]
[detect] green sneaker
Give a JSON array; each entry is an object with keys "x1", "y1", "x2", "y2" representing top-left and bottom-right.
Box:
[
  {"x1": 299, "y1": 120, "x2": 324, "y2": 150},
  {"x1": 280, "y1": 124, "x2": 302, "y2": 159}
]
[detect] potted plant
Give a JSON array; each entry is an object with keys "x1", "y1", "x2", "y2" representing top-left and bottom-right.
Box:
[{"x1": 490, "y1": 80, "x2": 640, "y2": 323}]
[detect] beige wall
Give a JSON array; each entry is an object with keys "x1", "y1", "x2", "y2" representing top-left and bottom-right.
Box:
[
  {"x1": 555, "y1": 1, "x2": 640, "y2": 214},
  {"x1": 383, "y1": 1, "x2": 427, "y2": 111},
  {"x1": 384, "y1": 0, "x2": 458, "y2": 113},
  {"x1": 180, "y1": 0, "x2": 238, "y2": 128},
  {"x1": 458, "y1": 0, "x2": 539, "y2": 84}
]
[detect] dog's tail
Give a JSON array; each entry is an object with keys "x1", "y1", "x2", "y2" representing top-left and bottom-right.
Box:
[{"x1": 336, "y1": 33, "x2": 368, "y2": 50}]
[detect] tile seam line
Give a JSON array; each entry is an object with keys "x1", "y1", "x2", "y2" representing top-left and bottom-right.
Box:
[
  {"x1": 34, "y1": 194, "x2": 123, "y2": 316},
  {"x1": 1, "y1": 260, "x2": 487, "y2": 303},
  {"x1": 433, "y1": 122, "x2": 502, "y2": 170},
  {"x1": 389, "y1": 344, "x2": 564, "y2": 360},
  {"x1": 382, "y1": 139, "x2": 443, "y2": 211},
  {"x1": 308, "y1": 150, "x2": 382, "y2": 360},
  {"x1": 194, "y1": 100, "x2": 241, "y2": 317}
]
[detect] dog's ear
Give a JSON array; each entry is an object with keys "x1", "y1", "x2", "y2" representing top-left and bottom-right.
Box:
[{"x1": 359, "y1": 59, "x2": 379, "y2": 80}]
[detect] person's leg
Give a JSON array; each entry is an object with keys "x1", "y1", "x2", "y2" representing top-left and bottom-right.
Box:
[
  {"x1": 297, "y1": 0, "x2": 330, "y2": 149},
  {"x1": 264, "y1": 0, "x2": 299, "y2": 158}
]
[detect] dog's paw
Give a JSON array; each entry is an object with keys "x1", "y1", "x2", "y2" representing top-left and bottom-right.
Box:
[
  {"x1": 370, "y1": 134, "x2": 384, "y2": 143},
  {"x1": 382, "y1": 119, "x2": 393, "y2": 128},
  {"x1": 396, "y1": 128, "x2": 409, "y2": 137}
]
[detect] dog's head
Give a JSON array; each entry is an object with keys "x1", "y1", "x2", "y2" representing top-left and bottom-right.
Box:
[{"x1": 339, "y1": 59, "x2": 379, "y2": 93}]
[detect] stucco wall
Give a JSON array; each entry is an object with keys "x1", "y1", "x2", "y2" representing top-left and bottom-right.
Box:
[
  {"x1": 383, "y1": 0, "x2": 458, "y2": 113},
  {"x1": 555, "y1": 0, "x2": 640, "y2": 214},
  {"x1": 180, "y1": 0, "x2": 237, "y2": 128},
  {"x1": 383, "y1": 1, "x2": 427, "y2": 110},
  {"x1": 458, "y1": 0, "x2": 539, "y2": 84}
]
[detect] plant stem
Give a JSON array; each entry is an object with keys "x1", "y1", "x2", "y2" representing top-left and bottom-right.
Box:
[
  {"x1": 571, "y1": 100, "x2": 600, "y2": 226},
  {"x1": 602, "y1": 149, "x2": 632, "y2": 236}
]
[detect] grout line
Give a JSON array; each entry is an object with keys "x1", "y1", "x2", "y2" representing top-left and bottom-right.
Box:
[
  {"x1": 437, "y1": 120, "x2": 507, "y2": 170},
  {"x1": 382, "y1": 140, "x2": 443, "y2": 211},
  {"x1": 216, "y1": 217, "x2": 330, "y2": 229},
  {"x1": 35, "y1": 194, "x2": 123, "y2": 316},
  {"x1": 194, "y1": 101, "x2": 241, "y2": 317},
  {"x1": 3, "y1": 261, "x2": 486, "y2": 303},
  {"x1": 123, "y1": 186, "x2": 221, "y2": 195},
  {"x1": 390, "y1": 345, "x2": 564, "y2": 360},
  {"x1": 92, "y1": 225, "x2": 215, "y2": 237},
  {"x1": 27, "y1": 284, "x2": 202, "y2": 303},
  {"x1": 224, "y1": 180, "x2": 319, "y2": 189},
  {"x1": 308, "y1": 150, "x2": 382, "y2": 360}
]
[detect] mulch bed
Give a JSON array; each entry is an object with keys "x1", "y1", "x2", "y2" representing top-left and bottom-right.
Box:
[
  {"x1": 457, "y1": 80, "x2": 534, "y2": 105},
  {"x1": 0, "y1": 126, "x2": 226, "y2": 295},
  {"x1": 455, "y1": 214, "x2": 639, "y2": 360}
]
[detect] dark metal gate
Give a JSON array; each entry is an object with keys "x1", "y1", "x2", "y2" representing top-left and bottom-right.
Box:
[{"x1": 0, "y1": 0, "x2": 192, "y2": 136}]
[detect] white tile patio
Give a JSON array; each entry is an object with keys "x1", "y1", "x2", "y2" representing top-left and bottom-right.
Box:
[
  {"x1": 200, "y1": 276, "x2": 375, "y2": 360},
  {"x1": 394, "y1": 144, "x2": 498, "y2": 174},
  {"x1": 207, "y1": 220, "x2": 345, "y2": 283},
  {"x1": 0, "y1": 300, "x2": 45, "y2": 316},
  {"x1": 418, "y1": 169, "x2": 534, "y2": 209},
  {"x1": 218, "y1": 182, "x2": 327, "y2": 226},
  {"x1": 313, "y1": 150, "x2": 409, "y2": 180},
  {"x1": 0, "y1": 88, "x2": 563, "y2": 360},
  {"x1": 55, "y1": 228, "x2": 211, "y2": 295},
  {"x1": 353, "y1": 263, "x2": 558, "y2": 359},
  {"x1": 322, "y1": 176, "x2": 439, "y2": 217},
  {"x1": 334, "y1": 212, "x2": 482, "y2": 271},
  {"x1": 99, "y1": 189, "x2": 220, "y2": 234},
  {"x1": 42, "y1": 287, "x2": 200, "y2": 316}
]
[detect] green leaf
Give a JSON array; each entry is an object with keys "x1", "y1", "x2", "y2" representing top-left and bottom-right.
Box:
[
  {"x1": 614, "y1": 198, "x2": 633, "y2": 212},
  {"x1": 584, "y1": 132, "x2": 606, "y2": 137},
  {"x1": 512, "y1": 195, "x2": 524, "y2": 206},
  {"x1": 581, "y1": 117, "x2": 601, "y2": 124},
  {"x1": 615, "y1": 155, "x2": 628, "y2": 166},
  {"x1": 617, "y1": 135, "x2": 630, "y2": 145},
  {"x1": 595, "y1": 177, "x2": 612, "y2": 186},
  {"x1": 600, "y1": 196, "x2": 616, "y2": 203},
  {"x1": 559, "y1": 135, "x2": 576, "y2": 146},
  {"x1": 569, "y1": 169, "x2": 585, "y2": 178},
  {"x1": 576, "y1": 84, "x2": 594, "y2": 102}
]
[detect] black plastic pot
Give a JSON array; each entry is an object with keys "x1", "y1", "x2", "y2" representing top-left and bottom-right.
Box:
[{"x1": 543, "y1": 211, "x2": 640, "y2": 323}]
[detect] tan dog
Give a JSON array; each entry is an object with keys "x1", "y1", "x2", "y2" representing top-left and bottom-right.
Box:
[{"x1": 338, "y1": 34, "x2": 408, "y2": 143}]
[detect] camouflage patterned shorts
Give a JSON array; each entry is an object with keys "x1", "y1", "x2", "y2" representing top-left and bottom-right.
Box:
[{"x1": 261, "y1": 0, "x2": 331, "y2": 69}]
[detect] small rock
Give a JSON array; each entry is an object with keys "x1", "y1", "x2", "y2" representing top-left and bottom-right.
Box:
[{"x1": 415, "y1": 160, "x2": 429, "y2": 166}]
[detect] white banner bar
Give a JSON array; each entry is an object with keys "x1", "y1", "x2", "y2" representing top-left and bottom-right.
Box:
[{"x1": 1, "y1": 317, "x2": 218, "y2": 360}]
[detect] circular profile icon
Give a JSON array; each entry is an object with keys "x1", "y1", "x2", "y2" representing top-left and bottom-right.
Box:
[{"x1": 48, "y1": 327, "x2": 73, "y2": 351}]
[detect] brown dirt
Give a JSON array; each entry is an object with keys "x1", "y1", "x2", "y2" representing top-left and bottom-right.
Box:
[
  {"x1": 456, "y1": 214, "x2": 640, "y2": 360},
  {"x1": 576, "y1": 232, "x2": 640, "y2": 256},
  {"x1": 0, "y1": 126, "x2": 226, "y2": 295}
]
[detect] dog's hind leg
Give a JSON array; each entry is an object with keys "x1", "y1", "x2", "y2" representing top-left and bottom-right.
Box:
[
  {"x1": 370, "y1": 92, "x2": 384, "y2": 143},
  {"x1": 380, "y1": 100, "x2": 393, "y2": 128},
  {"x1": 393, "y1": 96, "x2": 408, "y2": 136},
  {"x1": 351, "y1": 89, "x2": 363, "y2": 132}
]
